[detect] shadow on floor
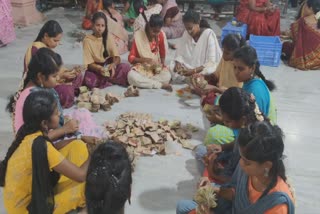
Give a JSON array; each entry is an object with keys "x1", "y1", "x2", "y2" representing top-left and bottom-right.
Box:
[{"x1": 138, "y1": 159, "x2": 200, "y2": 211}]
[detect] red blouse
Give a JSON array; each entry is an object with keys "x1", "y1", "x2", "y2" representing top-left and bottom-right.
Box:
[{"x1": 128, "y1": 31, "x2": 166, "y2": 64}]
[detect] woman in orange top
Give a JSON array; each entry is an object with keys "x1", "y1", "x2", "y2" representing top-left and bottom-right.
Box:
[{"x1": 196, "y1": 122, "x2": 294, "y2": 214}]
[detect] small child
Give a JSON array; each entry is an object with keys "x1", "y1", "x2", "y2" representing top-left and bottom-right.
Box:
[
  {"x1": 86, "y1": 141, "x2": 132, "y2": 214},
  {"x1": 198, "y1": 34, "x2": 246, "y2": 108}
]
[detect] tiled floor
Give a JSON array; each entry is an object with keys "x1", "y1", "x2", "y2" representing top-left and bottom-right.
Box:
[{"x1": 0, "y1": 6, "x2": 319, "y2": 213}]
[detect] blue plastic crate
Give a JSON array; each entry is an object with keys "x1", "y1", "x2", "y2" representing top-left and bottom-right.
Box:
[
  {"x1": 221, "y1": 21, "x2": 247, "y2": 45},
  {"x1": 249, "y1": 35, "x2": 282, "y2": 67}
]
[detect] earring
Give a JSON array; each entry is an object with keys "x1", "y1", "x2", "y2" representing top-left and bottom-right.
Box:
[
  {"x1": 40, "y1": 82, "x2": 44, "y2": 87},
  {"x1": 264, "y1": 168, "x2": 269, "y2": 177}
]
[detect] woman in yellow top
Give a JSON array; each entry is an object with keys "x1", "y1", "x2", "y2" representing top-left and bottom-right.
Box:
[
  {"x1": 1, "y1": 90, "x2": 91, "y2": 214},
  {"x1": 23, "y1": 20, "x2": 84, "y2": 108},
  {"x1": 83, "y1": 12, "x2": 131, "y2": 89}
]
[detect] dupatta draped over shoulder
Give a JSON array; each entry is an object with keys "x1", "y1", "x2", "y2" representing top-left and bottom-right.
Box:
[
  {"x1": 83, "y1": 33, "x2": 119, "y2": 66},
  {"x1": 232, "y1": 167, "x2": 295, "y2": 214},
  {"x1": 174, "y1": 29, "x2": 222, "y2": 75}
]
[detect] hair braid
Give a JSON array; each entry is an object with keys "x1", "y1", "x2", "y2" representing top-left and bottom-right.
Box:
[
  {"x1": 254, "y1": 61, "x2": 276, "y2": 91},
  {"x1": 0, "y1": 123, "x2": 40, "y2": 186}
]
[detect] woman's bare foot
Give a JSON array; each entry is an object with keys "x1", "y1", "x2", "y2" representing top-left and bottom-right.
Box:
[
  {"x1": 169, "y1": 42, "x2": 177, "y2": 50},
  {"x1": 161, "y1": 83, "x2": 173, "y2": 92}
]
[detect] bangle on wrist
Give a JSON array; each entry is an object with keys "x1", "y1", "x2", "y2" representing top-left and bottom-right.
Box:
[{"x1": 77, "y1": 134, "x2": 83, "y2": 140}]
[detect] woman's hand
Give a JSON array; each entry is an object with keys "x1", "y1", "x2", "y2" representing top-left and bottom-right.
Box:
[
  {"x1": 63, "y1": 119, "x2": 79, "y2": 135},
  {"x1": 198, "y1": 177, "x2": 211, "y2": 188},
  {"x1": 182, "y1": 68, "x2": 195, "y2": 76},
  {"x1": 62, "y1": 70, "x2": 77, "y2": 80},
  {"x1": 109, "y1": 63, "x2": 116, "y2": 78},
  {"x1": 144, "y1": 58, "x2": 157, "y2": 65},
  {"x1": 81, "y1": 136, "x2": 100, "y2": 145}
]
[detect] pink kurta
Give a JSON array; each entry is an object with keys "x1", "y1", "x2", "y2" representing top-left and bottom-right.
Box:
[{"x1": 0, "y1": 0, "x2": 16, "y2": 46}]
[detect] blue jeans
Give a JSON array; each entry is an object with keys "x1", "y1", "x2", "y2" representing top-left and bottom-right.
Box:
[{"x1": 176, "y1": 200, "x2": 198, "y2": 214}]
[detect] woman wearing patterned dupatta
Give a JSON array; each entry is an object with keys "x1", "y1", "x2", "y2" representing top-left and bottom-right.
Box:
[
  {"x1": 158, "y1": 0, "x2": 185, "y2": 39},
  {"x1": 282, "y1": 0, "x2": 320, "y2": 70},
  {"x1": 102, "y1": 0, "x2": 129, "y2": 55},
  {"x1": 23, "y1": 20, "x2": 83, "y2": 108},
  {"x1": 0, "y1": 0, "x2": 16, "y2": 47},
  {"x1": 127, "y1": 14, "x2": 172, "y2": 91}
]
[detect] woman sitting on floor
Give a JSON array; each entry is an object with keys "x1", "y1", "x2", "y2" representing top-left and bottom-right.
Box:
[
  {"x1": 86, "y1": 142, "x2": 132, "y2": 214},
  {"x1": 127, "y1": 14, "x2": 172, "y2": 91},
  {"x1": 133, "y1": 0, "x2": 163, "y2": 32},
  {"x1": 7, "y1": 48, "x2": 105, "y2": 149},
  {"x1": 157, "y1": 0, "x2": 185, "y2": 39},
  {"x1": 170, "y1": 10, "x2": 222, "y2": 83},
  {"x1": 122, "y1": 0, "x2": 148, "y2": 31},
  {"x1": 83, "y1": 12, "x2": 131, "y2": 90},
  {"x1": 281, "y1": 0, "x2": 320, "y2": 70},
  {"x1": 236, "y1": 0, "x2": 280, "y2": 36},
  {"x1": 22, "y1": 20, "x2": 83, "y2": 108},
  {"x1": 232, "y1": 46, "x2": 277, "y2": 124},
  {"x1": 192, "y1": 34, "x2": 245, "y2": 119},
  {"x1": 179, "y1": 121, "x2": 295, "y2": 214},
  {"x1": 2, "y1": 90, "x2": 91, "y2": 214},
  {"x1": 102, "y1": 0, "x2": 129, "y2": 55},
  {"x1": 82, "y1": 0, "x2": 103, "y2": 29}
]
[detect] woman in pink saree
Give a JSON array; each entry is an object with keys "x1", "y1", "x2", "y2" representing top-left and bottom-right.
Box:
[
  {"x1": 158, "y1": 0, "x2": 185, "y2": 39},
  {"x1": 0, "y1": 0, "x2": 16, "y2": 47},
  {"x1": 102, "y1": 0, "x2": 129, "y2": 55}
]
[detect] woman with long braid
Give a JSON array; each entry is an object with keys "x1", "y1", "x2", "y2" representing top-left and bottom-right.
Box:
[
  {"x1": 2, "y1": 90, "x2": 91, "y2": 214},
  {"x1": 232, "y1": 45, "x2": 277, "y2": 124},
  {"x1": 82, "y1": 12, "x2": 131, "y2": 89}
]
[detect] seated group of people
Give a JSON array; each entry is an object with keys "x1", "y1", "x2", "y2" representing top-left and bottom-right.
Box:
[{"x1": 0, "y1": 2, "x2": 308, "y2": 213}]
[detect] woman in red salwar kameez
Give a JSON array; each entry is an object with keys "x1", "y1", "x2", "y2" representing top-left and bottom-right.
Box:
[{"x1": 236, "y1": 0, "x2": 280, "y2": 36}]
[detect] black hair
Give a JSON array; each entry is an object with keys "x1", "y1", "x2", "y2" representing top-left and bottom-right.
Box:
[
  {"x1": 1, "y1": 90, "x2": 60, "y2": 214},
  {"x1": 222, "y1": 34, "x2": 246, "y2": 51},
  {"x1": 148, "y1": 14, "x2": 164, "y2": 28},
  {"x1": 307, "y1": 0, "x2": 320, "y2": 28},
  {"x1": 103, "y1": 0, "x2": 118, "y2": 22},
  {"x1": 133, "y1": 0, "x2": 147, "y2": 17},
  {"x1": 134, "y1": 0, "x2": 148, "y2": 27},
  {"x1": 238, "y1": 121, "x2": 286, "y2": 199},
  {"x1": 35, "y1": 20, "x2": 63, "y2": 42},
  {"x1": 86, "y1": 141, "x2": 132, "y2": 214},
  {"x1": 233, "y1": 46, "x2": 276, "y2": 91},
  {"x1": 6, "y1": 48, "x2": 62, "y2": 115},
  {"x1": 182, "y1": 10, "x2": 211, "y2": 28},
  {"x1": 219, "y1": 87, "x2": 267, "y2": 124},
  {"x1": 92, "y1": 12, "x2": 109, "y2": 58}
]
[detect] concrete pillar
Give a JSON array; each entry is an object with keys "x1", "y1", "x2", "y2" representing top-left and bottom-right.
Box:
[{"x1": 11, "y1": 0, "x2": 45, "y2": 26}]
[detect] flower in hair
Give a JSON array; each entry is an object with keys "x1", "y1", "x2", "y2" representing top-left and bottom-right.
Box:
[
  {"x1": 249, "y1": 94, "x2": 256, "y2": 103},
  {"x1": 316, "y1": 11, "x2": 320, "y2": 20},
  {"x1": 139, "y1": 7, "x2": 144, "y2": 14},
  {"x1": 254, "y1": 103, "x2": 264, "y2": 122}
]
